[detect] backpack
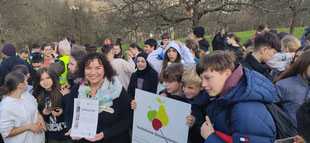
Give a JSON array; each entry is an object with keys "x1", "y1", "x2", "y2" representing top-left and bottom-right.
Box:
[
  {"x1": 227, "y1": 103, "x2": 298, "y2": 139},
  {"x1": 264, "y1": 103, "x2": 298, "y2": 139}
]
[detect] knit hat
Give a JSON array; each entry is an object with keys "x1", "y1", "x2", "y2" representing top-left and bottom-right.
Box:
[
  {"x1": 163, "y1": 41, "x2": 182, "y2": 57},
  {"x1": 2, "y1": 44, "x2": 16, "y2": 56}
]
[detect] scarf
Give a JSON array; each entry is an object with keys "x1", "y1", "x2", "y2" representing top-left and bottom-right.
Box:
[{"x1": 78, "y1": 77, "x2": 122, "y2": 113}]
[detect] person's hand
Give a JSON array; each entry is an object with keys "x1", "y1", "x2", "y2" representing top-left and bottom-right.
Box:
[
  {"x1": 160, "y1": 93, "x2": 167, "y2": 97},
  {"x1": 131, "y1": 100, "x2": 137, "y2": 110},
  {"x1": 28, "y1": 123, "x2": 43, "y2": 134},
  {"x1": 60, "y1": 84, "x2": 70, "y2": 96},
  {"x1": 37, "y1": 113, "x2": 47, "y2": 131},
  {"x1": 201, "y1": 116, "x2": 215, "y2": 139},
  {"x1": 126, "y1": 51, "x2": 134, "y2": 60},
  {"x1": 42, "y1": 108, "x2": 53, "y2": 115},
  {"x1": 174, "y1": 40, "x2": 184, "y2": 47},
  {"x1": 51, "y1": 108, "x2": 63, "y2": 116},
  {"x1": 86, "y1": 132, "x2": 104, "y2": 142},
  {"x1": 162, "y1": 41, "x2": 169, "y2": 50},
  {"x1": 186, "y1": 112, "x2": 195, "y2": 128},
  {"x1": 65, "y1": 129, "x2": 82, "y2": 140}
]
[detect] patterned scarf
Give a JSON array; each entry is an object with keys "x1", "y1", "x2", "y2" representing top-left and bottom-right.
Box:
[{"x1": 78, "y1": 77, "x2": 122, "y2": 113}]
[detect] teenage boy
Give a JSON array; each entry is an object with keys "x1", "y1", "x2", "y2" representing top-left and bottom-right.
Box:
[
  {"x1": 197, "y1": 50, "x2": 276, "y2": 143},
  {"x1": 144, "y1": 38, "x2": 157, "y2": 54},
  {"x1": 159, "y1": 63, "x2": 187, "y2": 103},
  {"x1": 193, "y1": 26, "x2": 210, "y2": 53},
  {"x1": 181, "y1": 66, "x2": 210, "y2": 143},
  {"x1": 31, "y1": 53, "x2": 44, "y2": 71},
  {"x1": 18, "y1": 48, "x2": 30, "y2": 61},
  {"x1": 252, "y1": 23, "x2": 269, "y2": 39},
  {"x1": 148, "y1": 32, "x2": 171, "y2": 63},
  {"x1": 241, "y1": 32, "x2": 281, "y2": 81},
  {"x1": 129, "y1": 43, "x2": 143, "y2": 63}
]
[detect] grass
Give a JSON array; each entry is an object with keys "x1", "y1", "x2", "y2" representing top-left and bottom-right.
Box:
[{"x1": 121, "y1": 27, "x2": 306, "y2": 53}]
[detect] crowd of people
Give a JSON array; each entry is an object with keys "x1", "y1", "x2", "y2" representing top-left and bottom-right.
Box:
[{"x1": 0, "y1": 24, "x2": 309, "y2": 143}]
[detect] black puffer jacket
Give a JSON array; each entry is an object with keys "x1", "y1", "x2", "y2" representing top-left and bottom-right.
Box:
[
  {"x1": 212, "y1": 33, "x2": 227, "y2": 51},
  {"x1": 198, "y1": 38, "x2": 210, "y2": 52}
]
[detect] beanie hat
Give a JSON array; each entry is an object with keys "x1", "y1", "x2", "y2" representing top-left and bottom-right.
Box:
[
  {"x1": 163, "y1": 41, "x2": 182, "y2": 57},
  {"x1": 2, "y1": 44, "x2": 16, "y2": 56}
]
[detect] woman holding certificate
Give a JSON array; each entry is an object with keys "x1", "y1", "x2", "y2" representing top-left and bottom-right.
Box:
[{"x1": 64, "y1": 53, "x2": 133, "y2": 143}]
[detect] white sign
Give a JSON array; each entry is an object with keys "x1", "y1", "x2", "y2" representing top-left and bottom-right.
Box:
[
  {"x1": 132, "y1": 89, "x2": 191, "y2": 143},
  {"x1": 70, "y1": 99, "x2": 99, "y2": 139}
]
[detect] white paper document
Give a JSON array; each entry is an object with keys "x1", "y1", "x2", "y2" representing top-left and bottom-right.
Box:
[{"x1": 70, "y1": 98, "x2": 99, "y2": 139}]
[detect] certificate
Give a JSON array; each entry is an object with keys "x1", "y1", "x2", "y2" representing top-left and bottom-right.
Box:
[
  {"x1": 70, "y1": 98, "x2": 99, "y2": 139},
  {"x1": 132, "y1": 89, "x2": 191, "y2": 143}
]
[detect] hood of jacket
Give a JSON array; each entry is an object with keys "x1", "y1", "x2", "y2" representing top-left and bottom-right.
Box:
[
  {"x1": 163, "y1": 41, "x2": 182, "y2": 57},
  {"x1": 1, "y1": 56, "x2": 25, "y2": 70},
  {"x1": 217, "y1": 67, "x2": 276, "y2": 107}
]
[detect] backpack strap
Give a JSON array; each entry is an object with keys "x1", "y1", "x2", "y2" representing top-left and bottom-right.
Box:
[
  {"x1": 226, "y1": 104, "x2": 235, "y2": 134},
  {"x1": 304, "y1": 86, "x2": 310, "y2": 101}
]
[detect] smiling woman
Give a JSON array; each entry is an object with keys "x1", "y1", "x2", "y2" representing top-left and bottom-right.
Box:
[
  {"x1": 64, "y1": 53, "x2": 133, "y2": 143},
  {"x1": 127, "y1": 52, "x2": 158, "y2": 98}
]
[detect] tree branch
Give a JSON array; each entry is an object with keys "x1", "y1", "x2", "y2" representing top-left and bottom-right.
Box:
[
  {"x1": 297, "y1": 7, "x2": 310, "y2": 13},
  {"x1": 200, "y1": 1, "x2": 273, "y2": 16}
]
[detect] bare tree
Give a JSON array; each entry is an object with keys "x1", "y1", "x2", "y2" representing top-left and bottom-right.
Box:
[{"x1": 287, "y1": 0, "x2": 310, "y2": 34}]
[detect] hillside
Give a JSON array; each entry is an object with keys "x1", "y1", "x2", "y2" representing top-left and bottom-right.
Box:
[{"x1": 121, "y1": 27, "x2": 306, "y2": 52}]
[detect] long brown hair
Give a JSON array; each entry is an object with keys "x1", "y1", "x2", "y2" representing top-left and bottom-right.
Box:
[
  {"x1": 185, "y1": 39, "x2": 206, "y2": 59},
  {"x1": 227, "y1": 33, "x2": 241, "y2": 46},
  {"x1": 158, "y1": 48, "x2": 181, "y2": 82},
  {"x1": 274, "y1": 50, "x2": 310, "y2": 83},
  {"x1": 33, "y1": 68, "x2": 62, "y2": 108}
]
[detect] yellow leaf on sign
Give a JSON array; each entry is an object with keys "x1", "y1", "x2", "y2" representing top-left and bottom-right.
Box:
[{"x1": 156, "y1": 97, "x2": 162, "y2": 103}]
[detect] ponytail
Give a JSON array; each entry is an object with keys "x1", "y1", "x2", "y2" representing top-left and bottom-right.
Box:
[
  {"x1": 0, "y1": 72, "x2": 25, "y2": 97},
  {"x1": 228, "y1": 33, "x2": 242, "y2": 47},
  {"x1": 0, "y1": 85, "x2": 10, "y2": 97}
]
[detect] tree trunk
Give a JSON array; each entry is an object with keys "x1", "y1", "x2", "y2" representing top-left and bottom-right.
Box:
[
  {"x1": 289, "y1": 13, "x2": 297, "y2": 34},
  {"x1": 192, "y1": 3, "x2": 200, "y2": 28}
]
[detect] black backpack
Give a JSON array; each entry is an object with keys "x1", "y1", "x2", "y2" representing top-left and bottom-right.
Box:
[{"x1": 264, "y1": 103, "x2": 298, "y2": 139}]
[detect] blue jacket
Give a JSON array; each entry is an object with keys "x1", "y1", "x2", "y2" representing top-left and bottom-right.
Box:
[
  {"x1": 275, "y1": 74, "x2": 310, "y2": 125},
  {"x1": 301, "y1": 27, "x2": 310, "y2": 45},
  {"x1": 0, "y1": 56, "x2": 32, "y2": 86},
  {"x1": 205, "y1": 68, "x2": 277, "y2": 143},
  {"x1": 185, "y1": 90, "x2": 211, "y2": 143}
]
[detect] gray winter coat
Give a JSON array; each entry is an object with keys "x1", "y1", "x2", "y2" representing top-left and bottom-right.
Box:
[{"x1": 275, "y1": 74, "x2": 310, "y2": 125}]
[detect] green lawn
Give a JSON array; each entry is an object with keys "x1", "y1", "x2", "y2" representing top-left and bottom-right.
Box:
[{"x1": 121, "y1": 27, "x2": 306, "y2": 53}]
